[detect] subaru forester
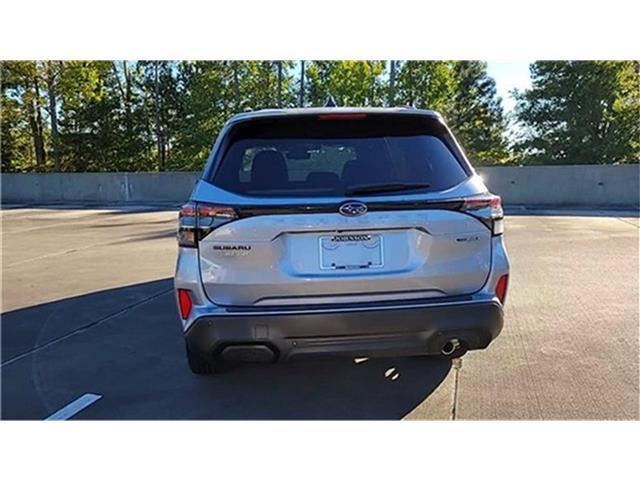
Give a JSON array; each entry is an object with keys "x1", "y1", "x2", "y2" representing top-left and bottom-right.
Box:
[{"x1": 174, "y1": 107, "x2": 509, "y2": 374}]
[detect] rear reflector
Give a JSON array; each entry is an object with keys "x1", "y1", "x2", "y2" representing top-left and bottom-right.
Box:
[
  {"x1": 495, "y1": 274, "x2": 509, "y2": 304},
  {"x1": 177, "y1": 289, "x2": 193, "y2": 319}
]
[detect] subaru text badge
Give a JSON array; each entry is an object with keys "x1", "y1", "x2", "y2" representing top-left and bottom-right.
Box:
[{"x1": 339, "y1": 201, "x2": 368, "y2": 217}]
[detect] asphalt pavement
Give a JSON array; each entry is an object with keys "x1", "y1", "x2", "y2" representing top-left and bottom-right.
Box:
[{"x1": 1, "y1": 206, "x2": 638, "y2": 420}]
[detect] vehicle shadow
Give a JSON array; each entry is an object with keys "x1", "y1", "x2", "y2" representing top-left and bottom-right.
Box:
[
  {"x1": 183, "y1": 355, "x2": 452, "y2": 420},
  {"x1": 1, "y1": 279, "x2": 452, "y2": 420}
]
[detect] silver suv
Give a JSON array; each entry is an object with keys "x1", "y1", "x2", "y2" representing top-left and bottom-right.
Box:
[{"x1": 174, "y1": 107, "x2": 509, "y2": 374}]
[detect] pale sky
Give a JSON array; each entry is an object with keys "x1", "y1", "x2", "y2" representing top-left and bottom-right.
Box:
[{"x1": 486, "y1": 61, "x2": 533, "y2": 115}]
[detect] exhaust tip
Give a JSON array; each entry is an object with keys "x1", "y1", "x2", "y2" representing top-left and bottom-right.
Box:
[{"x1": 441, "y1": 338, "x2": 461, "y2": 356}]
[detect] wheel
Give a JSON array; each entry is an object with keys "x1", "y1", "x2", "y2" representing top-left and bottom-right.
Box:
[{"x1": 185, "y1": 344, "x2": 217, "y2": 375}]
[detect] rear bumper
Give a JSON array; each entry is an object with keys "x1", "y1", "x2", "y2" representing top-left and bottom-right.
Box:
[{"x1": 185, "y1": 299, "x2": 504, "y2": 362}]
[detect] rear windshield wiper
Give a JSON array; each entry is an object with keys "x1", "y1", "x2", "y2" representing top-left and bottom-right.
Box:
[{"x1": 345, "y1": 182, "x2": 432, "y2": 196}]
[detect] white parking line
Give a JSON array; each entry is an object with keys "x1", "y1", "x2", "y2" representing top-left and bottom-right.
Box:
[{"x1": 45, "y1": 393, "x2": 103, "y2": 420}]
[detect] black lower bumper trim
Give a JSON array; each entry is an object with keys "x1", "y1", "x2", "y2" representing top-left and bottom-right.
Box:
[{"x1": 185, "y1": 300, "x2": 503, "y2": 361}]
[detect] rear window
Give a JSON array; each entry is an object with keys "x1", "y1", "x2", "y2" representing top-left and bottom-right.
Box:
[{"x1": 210, "y1": 114, "x2": 470, "y2": 197}]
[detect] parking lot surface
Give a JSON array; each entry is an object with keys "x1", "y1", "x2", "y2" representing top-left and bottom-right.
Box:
[{"x1": 1, "y1": 206, "x2": 638, "y2": 420}]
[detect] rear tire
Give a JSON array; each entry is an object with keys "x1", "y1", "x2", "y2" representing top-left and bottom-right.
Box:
[{"x1": 185, "y1": 344, "x2": 217, "y2": 375}]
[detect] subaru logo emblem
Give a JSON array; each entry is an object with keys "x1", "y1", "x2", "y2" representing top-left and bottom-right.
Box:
[{"x1": 339, "y1": 201, "x2": 368, "y2": 217}]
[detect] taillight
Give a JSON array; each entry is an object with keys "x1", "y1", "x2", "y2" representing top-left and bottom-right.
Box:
[
  {"x1": 177, "y1": 202, "x2": 197, "y2": 247},
  {"x1": 177, "y1": 289, "x2": 193, "y2": 319},
  {"x1": 495, "y1": 274, "x2": 509, "y2": 304},
  {"x1": 461, "y1": 194, "x2": 504, "y2": 235},
  {"x1": 178, "y1": 201, "x2": 238, "y2": 247}
]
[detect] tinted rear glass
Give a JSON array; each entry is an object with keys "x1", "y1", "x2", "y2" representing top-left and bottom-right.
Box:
[{"x1": 211, "y1": 114, "x2": 469, "y2": 197}]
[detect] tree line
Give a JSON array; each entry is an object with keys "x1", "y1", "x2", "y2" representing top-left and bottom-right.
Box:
[{"x1": 1, "y1": 60, "x2": 638, "y2": 173}]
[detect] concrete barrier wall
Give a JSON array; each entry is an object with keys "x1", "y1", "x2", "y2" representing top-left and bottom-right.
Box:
[
  {"x1": 1, "y1": 172, "x2": 200, "y2": 205},
  {"x1": 2, "y1": 165, "x2": 639, "y2": 208},
  {"x1": 476, "y1": 165, "x2": 639, "y2": 208}
]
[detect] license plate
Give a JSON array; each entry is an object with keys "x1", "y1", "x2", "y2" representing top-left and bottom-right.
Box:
[{"x1": 319, "y1": 233, "x2": 383, "y2": 270}]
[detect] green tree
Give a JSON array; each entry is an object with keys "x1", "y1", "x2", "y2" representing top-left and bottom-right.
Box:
[
  {"x1": 395, "y1": 61, "x2": 455, "y2": 112},
  {"x1": 139, "y1": 61, "x2": 181, "y2": 171},
  {"x1": 1, "y1": 61, "x2": 48, "y2": 171},
  {"x1": 1, "y1": 62, "x2": 38, "y2": 171},
  {"x1": 305, "y1": 61, "x2": 386, "y2": 107},
  {"x1": 242, "y1": 61, "x2": 283, "y2": 109},
  {"x1": 513, "y1": 61, "x2": 640, "y2": 164},
  {"x1": 109, "y1": 61, "x2": 154, "y2": 171},
  {"x1": 56, "y1": 61, "x2": 156, "y2": 172},
  {"x1": 169, "y1": 61, "x2": 298, "y2": 171},
  {"x1": 170, "y1": 61, "x2": 233, "y2": 169},
  {"x1": 447, "y1": 61, "x2": 508, "y2": 164},
  {"x1": 43, "y1": 61, "x2": 64, "y2": 171},
  {"x1": 56, "y1": 61, "x2": 122, "y2": 171}
]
